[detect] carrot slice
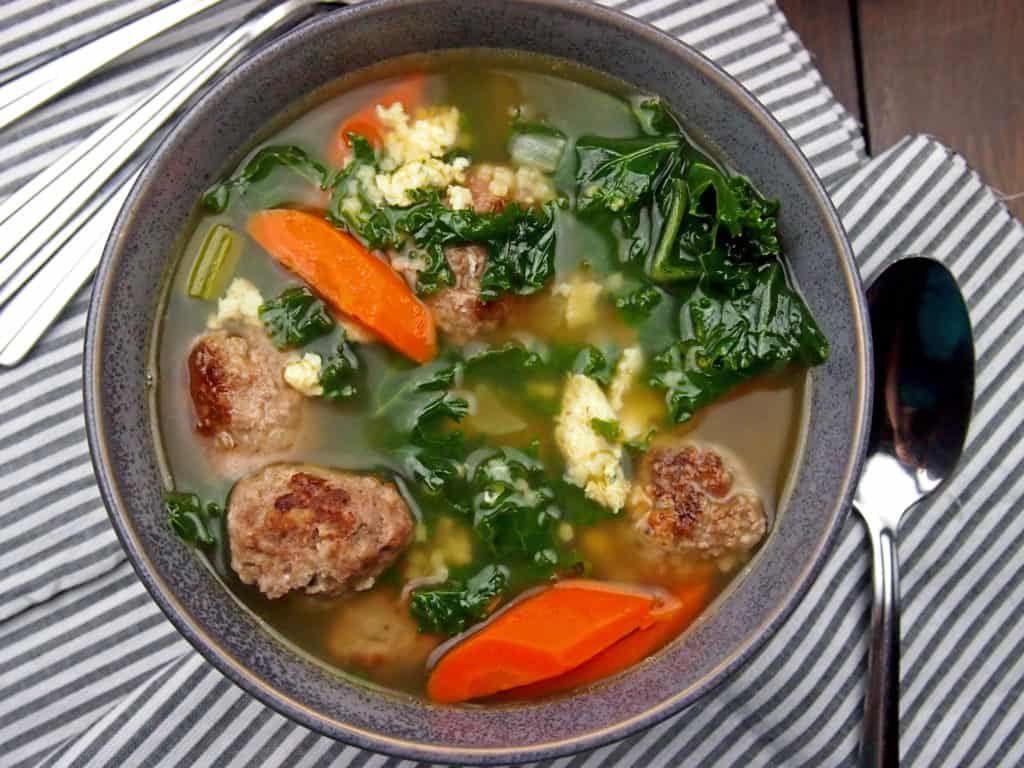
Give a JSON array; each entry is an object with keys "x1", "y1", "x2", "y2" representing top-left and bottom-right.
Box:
[
  {"x1": 246, "y1": 209, "x2": 436, "y2": 363},
  {"x1": 426, "y1": 582, "x2": 655, "y2": 704},
  {"x1": 329, "y1": 74, "x2": 427, "y2": 165},
  {"x1": 500, "y1": 577, "x2": 712, "y2": 700}
]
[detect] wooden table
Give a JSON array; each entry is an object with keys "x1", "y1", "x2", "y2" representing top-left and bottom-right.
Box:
[{"x1": 779, "y1": 0, "x2": 1024, "y2": 220}]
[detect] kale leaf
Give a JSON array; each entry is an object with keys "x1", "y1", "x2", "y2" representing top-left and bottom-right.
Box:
[
  {"x1": 614, "y1": 285, "x2": 664, "y2": 325},
  {"x1": 319, "y1": 334, "x2": 360, "y2": 401},
  {"x1": 374, "y1": 358, "x2": 462, "y2": 429},
  {"x1": 322, "y1": 138, "x2": 561, "y2": 300},
  {"x1": 466, "y1": 447, "x2": 560, "y2": 567},
  {"x1": 203, "y1": 145, "x2": 329, "y2": 212},
  {"x1": 415, "y1": 392, "x2": 470, "y2": 432},
  {"x1": 258, "y1": 286, "x2": 335, "y2": 349},
  {"x1": 477, "y1": 204, "x2": 558, "y2": 301},
  {"x1": 396, "y1": 193, "x2": 559, "y2": 301},
  {"x1": 164, "y1": 492, "x2": 221, "y2": 546},
  {"x1": 326, "y1": 133, "x2": 400, "y2": 250},
  {"x1": 395, "y1": 429, "x2": 467, "y2": 496},
  {"x1": 574, "y1": 135, "x2": 680, "y2": 215},
  {"x1": 590, "y1": 418, "x2": 622, "y2": 441},
  {"x1": 651, "y1": 263, "x2": 830, "y2": 422},
  {"x1": 572, "y1": 345, "x2": 619, "y2": 386},
  {"x1": 462, "y1": 342, "x2": 547, "y2": 379},
  {"x1": 651, "y1": 164, "x2": 781, "y2": 285},
  {"x1": 375, "y1": 358, "x2": 470, "y2": 496},
  {"x1": 571, "y1": 103, "x2": 828, "y2": 423},
  {"x1": 409, "y1": 564, "x2": 509, "y2": 635},
  {"x1": 407, "y1": 246, "x2": 455, "y2": 296},
  {"x1": 632, "y1": 96, "x2": 679, "y2": 137},
  {"x1": 462, "y1": 340, "x2": 618, "y2": 388}
]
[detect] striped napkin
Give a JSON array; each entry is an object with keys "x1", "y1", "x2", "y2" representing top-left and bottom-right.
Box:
[{"x1": 1, "y1": 1, "x2": 1021, "y2": 766}]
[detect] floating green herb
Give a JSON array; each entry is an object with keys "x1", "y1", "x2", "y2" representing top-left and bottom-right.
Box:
[
  {"x1": 203, "y1": 145, "x2": 329, "y2": 212},
  {"x1": 650, "y1": 264, "x2": 829, "y2": 422},
  {"x1": 589, "y1": 418, "x2": 621, "y2": 441},
  {"x1": 258, "y1": 286, "x2": 335, "y2": 349},
  {"x1": 319, "y1": 334, "x2": 361, "y2": 401},
  {"x1": 410, "y1": 564, "x2": 509, "y2": 635},
  {"x1": 164, "y1": 492, "x2": 220, "y2": 547}
]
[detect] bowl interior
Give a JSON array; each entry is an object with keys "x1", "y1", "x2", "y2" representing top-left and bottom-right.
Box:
[{"x1": 85, "y1": 0, "x2": 870, "y2": 763}]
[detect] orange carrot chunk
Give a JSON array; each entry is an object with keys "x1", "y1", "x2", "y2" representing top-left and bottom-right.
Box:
[
  {"x1": 329, "y1": 74, "x2": 426, "y2": 165},
  {"x1": 246, "y1": 209, "x2": 437, "y2": 363},
  {"x1": 426, "y1": 582, "x2": 655, "y2": 704},
  {"x1": 501, "y1": 578, "x2": 712, "y2": 700}
]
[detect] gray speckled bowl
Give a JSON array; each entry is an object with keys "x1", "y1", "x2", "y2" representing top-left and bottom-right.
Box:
[{"x1": 84, "y1": 0, "x2": 871, "y2": 763}]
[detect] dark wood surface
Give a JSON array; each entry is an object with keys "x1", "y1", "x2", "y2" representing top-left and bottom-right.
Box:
[
  {"x1": 777, "y1": 0, "x2": 862, "y2": 123},
  {"x1": 779, "y1": 0, "x2": 1024, "y2": 220}
]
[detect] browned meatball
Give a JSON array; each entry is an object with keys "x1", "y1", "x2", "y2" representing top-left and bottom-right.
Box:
[
  {"x1": 326, "y1": 588, "x2": 439, "y2": 685},
  {"x1": 228, "y1": 464, "x2": 414, "y2": 599},
  {"x1": 466, "y1": 165, "x2": 509, "y2": 213},
  {"x1": 388, "y1": 245, "x2": 507, "y2": 343},
  {"x1": 630, "y1": 444, "x2": 767, "y2": 559},
  {"x1": 188, "y1": 327, "x2": 303, "y2": 474},
  {"x1": 425, "y1": 244, "x2": 508, "y2": 343}
]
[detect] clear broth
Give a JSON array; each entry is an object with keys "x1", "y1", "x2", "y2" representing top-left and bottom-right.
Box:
[{"x1": 154, "y1": 51, "x2": 808, "y2": 698}]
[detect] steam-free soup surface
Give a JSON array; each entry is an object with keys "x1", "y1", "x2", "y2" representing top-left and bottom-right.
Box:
[{"x1": 155, "y1": 51, "x2": 824, "y2": 700}]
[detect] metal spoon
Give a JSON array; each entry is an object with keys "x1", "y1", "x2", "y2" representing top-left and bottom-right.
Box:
[{"x1": 854, "y1": 256, "x2": 975, "y2": 767}]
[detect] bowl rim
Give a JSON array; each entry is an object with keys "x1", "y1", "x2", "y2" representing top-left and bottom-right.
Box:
[{"x1": 84, "y1": 0, "x2": 871, "y2": 762}]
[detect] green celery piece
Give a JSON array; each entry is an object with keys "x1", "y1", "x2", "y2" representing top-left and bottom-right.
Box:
[{"x1": 186, "y1": 224, "x2": 241, "y2": 300}]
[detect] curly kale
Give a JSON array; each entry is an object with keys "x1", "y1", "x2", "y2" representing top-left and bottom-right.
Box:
[
  {"x1": 164, "y1": 492, "x2": 221, "y2": 547},
  {"x1": 409, "y1": 564, "x2": 509, "y2": 635},
  {"x1": 258, "y1": 286, "x2": 335, "y2": 349},
  {"x1": 319, "y1": 334, "x2": 361, "y2": 401},
  {"x1": 203, "y1": 145, "x2": 330, "y2": 212},
  {"x1": 650, "y1": 263, "x2": 829, "y2": 422}
]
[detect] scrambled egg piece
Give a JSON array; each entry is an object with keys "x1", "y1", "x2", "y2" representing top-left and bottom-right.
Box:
[
  {"x1": 446, "y1": 184, "x2": 474, "y2": 211},
  {"x1": 375, "y1": 156, "x2": 469, "y2": 207},
  {"x1": 475, "y1": 164, "x2": 516, "y2": 197},
  {"x1": 514, "y1": 165, "x2": 557, "y2": 204},
  {"x1": 554, "y1": 276, "x2": 603, "y2": 329},
  {"x1": 377, "y1": 104, "x2": 460, "y2": 167},
  {"x1": 555, "y1": 374, "x2": 629, "y2": 511},
  {"x1": 473, "y1": 163, "x2": 556, "y2": 204},
  {"x1": 353, "y1": 165, "x2": 384, "y2": 205},
  {"x1": 283, "y1": 353, "x2": 323, "y2": 397},
  {"x1": 207, "y1": 278, "x2": 263, "y2": 329},
  {"x1": 358, "y1": 103, "x2": 470, "y2": 207}
]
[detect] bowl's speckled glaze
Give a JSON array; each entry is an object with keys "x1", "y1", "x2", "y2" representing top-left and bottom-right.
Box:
[{"x1": 84, "y1": 0, "x2": 871, "y2": 763}]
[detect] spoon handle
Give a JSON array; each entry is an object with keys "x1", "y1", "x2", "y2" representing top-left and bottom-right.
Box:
[{"x1": 859, "y1": 523, "x2": 901, "y2": 768}]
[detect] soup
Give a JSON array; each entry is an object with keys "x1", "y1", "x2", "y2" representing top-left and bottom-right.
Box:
[{"x1": 153, "y1": 51, "x2": 827, "y2": 702}]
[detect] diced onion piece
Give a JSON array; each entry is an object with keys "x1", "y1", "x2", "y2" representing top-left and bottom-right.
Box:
[
  {"x1": 187, "y1": 224, "x2": 242, "y2": 300},
  {"x1": 508, "y1": 131, "x2": 566, "y2": 173}
]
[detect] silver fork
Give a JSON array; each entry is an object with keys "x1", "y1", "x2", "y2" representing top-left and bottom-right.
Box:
[
  {"x1": 0, "y1": 0, "x2": 354, "y2": 367},
  {"x1": 0, "y1": 0, "x2": 228, "y2": 132}
]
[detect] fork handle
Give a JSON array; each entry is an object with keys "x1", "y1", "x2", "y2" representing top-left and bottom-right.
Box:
[
  {"x1": 0, "y1": 178, "x2": 135, "y2": 367},
  {"x1": 859, "y1": 523, "x2": 901, "y2": 768},
  {"x1": 0, "y1": 0, "x2": 228, "y2": 133},
  {"x1": 0, "y1": 0, "x2": 324, "y2": 309}
]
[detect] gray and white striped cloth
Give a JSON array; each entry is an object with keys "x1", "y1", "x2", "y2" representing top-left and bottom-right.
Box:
[{"x1": 0, "y1": 1, "x2": 1020, "y2": 766}]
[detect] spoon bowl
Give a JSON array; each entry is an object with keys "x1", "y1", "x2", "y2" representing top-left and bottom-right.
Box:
[{"x1": 855, "y1": 256, "x2": 975, "y2": 766}]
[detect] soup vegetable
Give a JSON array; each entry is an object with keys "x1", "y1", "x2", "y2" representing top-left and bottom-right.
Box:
[{"x1": 156, "y1": 53, "x2": 828, "y2": 703}]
